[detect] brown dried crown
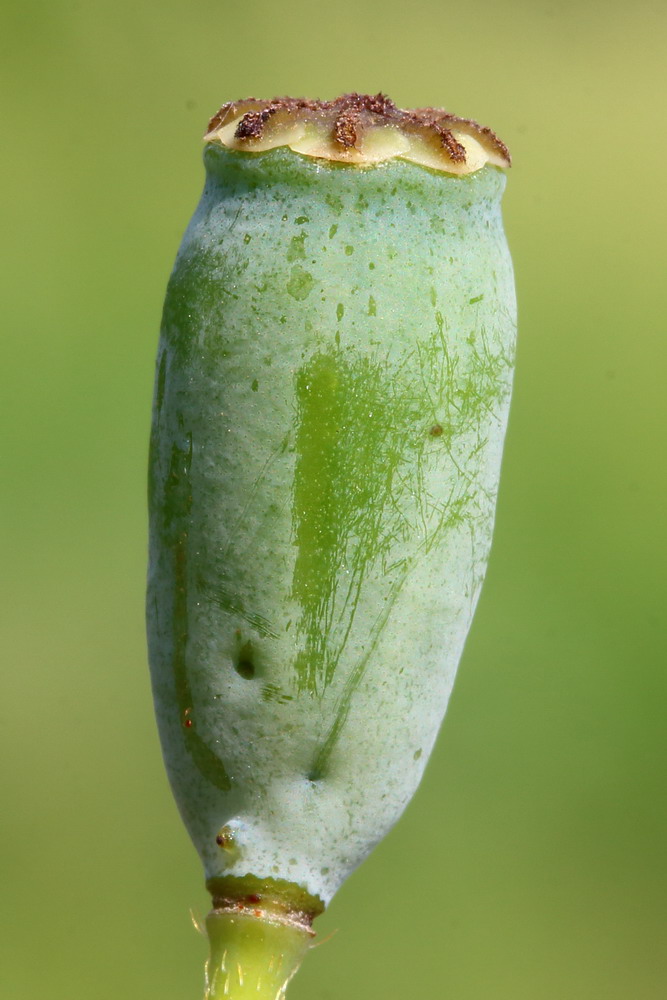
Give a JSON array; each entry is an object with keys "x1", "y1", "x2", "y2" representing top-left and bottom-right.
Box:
[{"x1": 204, "y1": 93, "x2": 510, "y2": 175}]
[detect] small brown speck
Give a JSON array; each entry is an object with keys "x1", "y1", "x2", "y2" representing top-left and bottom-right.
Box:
[
  {"x1": 429, "y1": 423, "x2": 444, "y2": 437},
  {"x1": 235, "y1": 107, "x2": 277, "y2": 140},
  {"x1": 334, "y1": 110, "x2": 359, "y2": 149}
]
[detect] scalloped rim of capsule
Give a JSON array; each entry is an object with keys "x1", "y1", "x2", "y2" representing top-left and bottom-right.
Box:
[{"x1": 203, "y1": 98, "x2": 511, "y2": 175}]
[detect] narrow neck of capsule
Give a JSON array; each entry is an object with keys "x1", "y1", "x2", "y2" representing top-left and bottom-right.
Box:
[{"x1": 205, "y1": 909, "x2": 312, "y2": 1000}]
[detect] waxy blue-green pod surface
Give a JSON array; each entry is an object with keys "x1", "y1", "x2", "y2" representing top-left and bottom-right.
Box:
[{"x1": 147, "y1": 93, "x2": 515, "y2": 996}]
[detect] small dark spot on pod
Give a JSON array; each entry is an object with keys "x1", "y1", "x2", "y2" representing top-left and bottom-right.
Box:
[
  {"x1": 246, "y1": 893, "x2": 262, "y2": 904},
  {"x1": 235, "y1": 640, "x2": 255, "y2": 679},
  {"x1": 216, "y1": 824, "x2": 235, "y2": 850},
  {"x1": 183, "y1": 707, "x2": 193, "y2": 728},
  {"x1": 429, "y1": 423, "x2": 444, "y2": 437}
]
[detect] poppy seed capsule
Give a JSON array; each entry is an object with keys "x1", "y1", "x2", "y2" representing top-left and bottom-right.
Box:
[{"x1": 147, "y1": 93, "x2": 516, "y2": 999}]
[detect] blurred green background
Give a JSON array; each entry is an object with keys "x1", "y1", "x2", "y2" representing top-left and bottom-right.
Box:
[{"x1": 2, "y1": 1, "x2": 665, "y2": 997}]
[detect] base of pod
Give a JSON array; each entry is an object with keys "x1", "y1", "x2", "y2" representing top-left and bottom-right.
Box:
[{"x1": 204, "y1": 880, "x2": 321, "y2": 1000}]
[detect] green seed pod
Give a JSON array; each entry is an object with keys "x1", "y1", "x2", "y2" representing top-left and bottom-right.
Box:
[{"x1": 147, "y1": 93, "x2": 515, "y2": 998}]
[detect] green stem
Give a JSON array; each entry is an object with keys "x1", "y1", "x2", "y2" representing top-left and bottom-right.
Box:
[{"x1": 205, "y1": 908, "x2": 312, "y2": 1000}]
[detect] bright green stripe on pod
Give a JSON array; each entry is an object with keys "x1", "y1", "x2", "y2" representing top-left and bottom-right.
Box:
[
  {"x1": 147, "y1": 133, "x2": 515, "y2": 997},
  {"x1": 291, "y1": 351, "x2": 343, "y2": 694}
]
